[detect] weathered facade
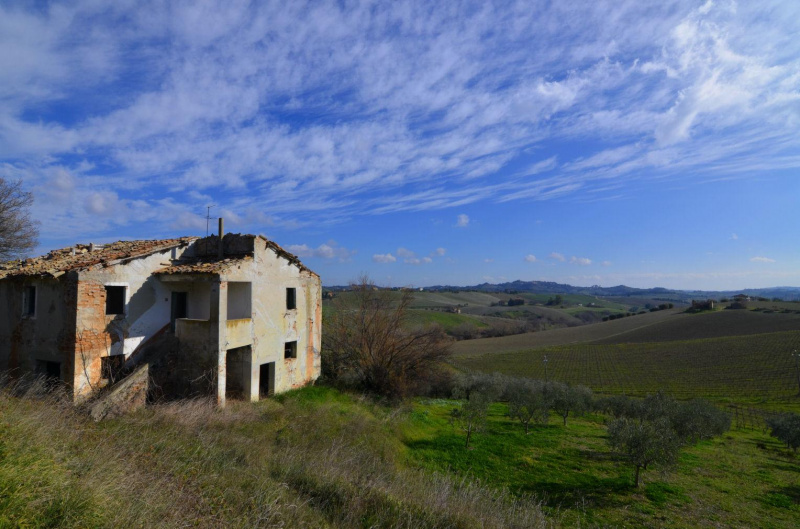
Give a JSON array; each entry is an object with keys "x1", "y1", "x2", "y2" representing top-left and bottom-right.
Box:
[{"x1": 0, "y1": 231, "x2": 321, "y2": 405}]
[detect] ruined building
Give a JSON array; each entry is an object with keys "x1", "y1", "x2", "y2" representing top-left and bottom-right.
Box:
[{"x1": 0, "y1": 224, "x2": 321, "y2": 406}]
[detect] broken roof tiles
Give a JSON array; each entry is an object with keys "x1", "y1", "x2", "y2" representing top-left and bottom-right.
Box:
[
  {"x1": 0, "y1": 237, "x2": 197, "y2": 279},
  {"x1": 156, "y1": 255, "x2": 253, "y2": 275},
  {"x1": 0, "y1": 234, "x2": 318, "y2": 280}
]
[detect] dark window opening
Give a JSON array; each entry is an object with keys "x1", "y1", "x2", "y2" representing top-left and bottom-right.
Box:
[
  {"x1": 105, "y1": 286, "x2": 126, "y2": 315},
  {"x1": 170, "y1": 291, "x2": 188, "y2": 331},
  {"x1": 284, "y1": 340, "x2": 297, "y2": 359},
  {"x1": 35, "y1": 360, "x2": 61, "y2": 387},
  {"x1": 101, "y1": 355, "x2": 125, "y2": 383},
  {"x1": 286, "y1": 288, "x2": 296, "y2": 310},
  {"x1": 260, "y1": 362, "x2": 275, "y2": 397},
  {"x1": 23, "y1": 285, "x2": 36, "y2": 317}
]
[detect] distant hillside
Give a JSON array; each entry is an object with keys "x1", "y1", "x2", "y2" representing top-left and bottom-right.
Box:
[{"x1": 325, "y1": 280, "x2": 800, "y2": 302}]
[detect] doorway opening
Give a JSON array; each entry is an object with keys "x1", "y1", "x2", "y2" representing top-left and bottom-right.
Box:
[
  {"x1": 225, "y1": 345, "x2": 250, "y2": 400},
  {"x1": 259, "y1": 362, "x2": 275, "y2": 398}
]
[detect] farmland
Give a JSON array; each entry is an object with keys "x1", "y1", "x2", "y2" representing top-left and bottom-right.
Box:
[
  {"x1": 455, "y1": 330, "x2": 800, "y2": 404},
  {"x1": 452, "y1": 306, "x2": 684, "y2": 357}
]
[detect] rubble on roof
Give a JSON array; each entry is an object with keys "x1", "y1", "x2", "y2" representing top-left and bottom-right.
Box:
[
  {"x1": 0, "y1": 237, "x2": 197, "y2": 279},
  {"x1": 157, "y1": 255, "x2": 253, "y2": 275}
]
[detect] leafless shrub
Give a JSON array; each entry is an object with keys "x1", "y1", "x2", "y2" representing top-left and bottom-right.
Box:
[{"x1": 323, "y1": 275, "x2": 452, "y2": 399}]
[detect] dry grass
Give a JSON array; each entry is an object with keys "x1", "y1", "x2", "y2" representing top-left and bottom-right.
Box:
[{"x1": 0, "y1": 377, "x2": 551, "y2": 528}]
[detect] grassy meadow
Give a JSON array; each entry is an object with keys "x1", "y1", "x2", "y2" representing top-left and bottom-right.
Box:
[{"x1": 3, "y1": 382, "x2": 799, "y2": 528}]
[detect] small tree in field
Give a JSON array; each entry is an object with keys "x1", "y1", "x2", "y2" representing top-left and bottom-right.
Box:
[
  {"x1": 506, "y1": 379, "x2": 550, "y2": 434},
  {"x1": 322, "y1": 275, "x2": 451, "y2": 398},
  {"x1": 550, "y1": 382, "x2": 593, "y2": 426},
  {"x1": 608, "y1": 416, "x2": 681, "y2": 487},
  {"x1": 451, "y1": 390, "x2": 493, "y2": 449}
]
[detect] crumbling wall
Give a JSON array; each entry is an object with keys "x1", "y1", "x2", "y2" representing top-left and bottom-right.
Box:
[
  {"x1": 0, "y1": 277, "x2": 73, "y2": 381},
  {"x1": 72, "y1": 248, "x2": 191, "y2": 401},
  {"x1": 194, "y1": 233, "x2": 256, "y2": 257},
  {"x1": 89, "y1": 363, "x2": 150, "y2": 421}
]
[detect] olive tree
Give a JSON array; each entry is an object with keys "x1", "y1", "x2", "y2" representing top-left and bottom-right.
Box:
[
  {"x1": 0, "y1": 178, "x2": 38, "y2": 261},
  {"x1": 506, "y1": 378, "x2": 551, "y2": 434},
  {"x1": 550, "y1": 382, "x2": 593, "y2": 426},
  {"x1": 450, "y1": 390, "x2": 493, "y2": 449},
  {"x1": 608, "y1": 416, "x2": 681, "y2": 487},
  {"x1": 767, "y1": 413, "x2": 800, "y2": 453}
]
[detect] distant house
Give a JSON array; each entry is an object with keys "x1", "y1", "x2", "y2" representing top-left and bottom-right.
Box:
[
  {"x1": 691, "y1": 299, "x2": 715, "y2": 311},
  {"x1": 0, "y1": 224, "x2": 321, "y2": 406}
]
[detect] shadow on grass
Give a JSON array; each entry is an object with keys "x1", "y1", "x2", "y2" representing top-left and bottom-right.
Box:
[
  {"x1": 762, "y1": 485, "x2": 800, "y2": 509},
  {"x1": 406, "y1": 435, "x2": 634, "y2": 510},
  {"x1": 771, "y1": 485, "x2": 800, "y2": 505},
  {"x1": 521, "y1": 474, "x2": 633, "y2": 509}
]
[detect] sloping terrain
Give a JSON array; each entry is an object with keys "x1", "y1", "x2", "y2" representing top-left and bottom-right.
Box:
[
  {"x1": 452, "y1": 308, "x2": 683, "y2": 358},
  {"x1": 591, "y1": 309, "x2": 800, "y2": 344}
]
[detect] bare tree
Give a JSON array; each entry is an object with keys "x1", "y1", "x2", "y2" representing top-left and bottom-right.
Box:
[
  {"x1": 322, "y1": 275, "x2": 452, "y2": 398},
  {"x1": 0, "y1": 178, "x2": 38, "y2": 261}
]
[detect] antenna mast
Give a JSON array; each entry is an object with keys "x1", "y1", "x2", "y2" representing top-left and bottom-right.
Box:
[{"x1": 205, "y1": 205, "x2": 216, "y2": 236}]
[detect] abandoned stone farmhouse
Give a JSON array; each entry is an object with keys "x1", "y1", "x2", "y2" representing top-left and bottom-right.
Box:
[{"x1": 0, "y1": 227, "x2": 321, "y2": 406}]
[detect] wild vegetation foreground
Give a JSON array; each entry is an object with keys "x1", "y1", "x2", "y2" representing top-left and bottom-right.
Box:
[{"x1": 2, "y1": 383, "x2": 799, "y2": 528}]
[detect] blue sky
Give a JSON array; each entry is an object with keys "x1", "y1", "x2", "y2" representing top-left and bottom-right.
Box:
[{"x1": 2, "y1": 0, "x2": 799, "y2": 289}]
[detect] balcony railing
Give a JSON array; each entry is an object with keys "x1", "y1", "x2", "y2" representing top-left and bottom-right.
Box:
[
  {"x1": 226, "y1": 318, "x2": 253, "y2": 349},
  {"x1": 174, "y1": 317, "x2": 253, "y2": 349}
]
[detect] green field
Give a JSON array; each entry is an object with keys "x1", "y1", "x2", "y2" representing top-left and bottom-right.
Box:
[
  {"x1": 405, "y1": 309, "x2": 488, "y2": 331},
  {"x1": 402, "y1": 399, "x2": 800, "y2": 528}
]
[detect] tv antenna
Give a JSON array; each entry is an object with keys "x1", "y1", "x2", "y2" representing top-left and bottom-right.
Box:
[{"x1": 205, "y1": 205, "x2": 216, "y2": 236}]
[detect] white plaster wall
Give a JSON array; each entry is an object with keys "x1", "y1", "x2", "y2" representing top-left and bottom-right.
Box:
[{"x1": 220, "y1": 240, "x2": 321, "y2": 399}]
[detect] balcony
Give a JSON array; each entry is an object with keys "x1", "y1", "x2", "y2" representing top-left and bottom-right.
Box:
[
  {"x1": 174, "y1": 317, "x2": 253, "y2": 349},
  {"x1": 226, "y1": 318, "x2": 253, "y2": 349}
]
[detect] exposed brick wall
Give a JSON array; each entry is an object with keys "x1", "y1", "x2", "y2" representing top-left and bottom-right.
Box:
[{"x1": 73, "y1": 281, "x2": 113, "y2": 399}]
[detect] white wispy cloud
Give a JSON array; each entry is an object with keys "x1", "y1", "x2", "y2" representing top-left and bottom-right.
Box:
[
  {"x1": 286, "y1": 241, "x2": 355, "y2": 262},
  {"x1": 455, "y1": 214, "x2": 470, "y2": 228},
  {"x1": 1, "y1": 0, "x2": 798, "y2": 242},
  {"x1": 571, "y1": 256, "x2": 592, "y2": 266},
  {"x1": 373, "y1": 253, "x2": 397, "y2": 263},
  {"x1": 549, "y1": 252, "x2": 566, "y2": 262},
  {"x1": 524, "y1": 254, "x2": 537, "y2": 262},
  {"x1": 750, "y1": 256, "x2": 775, "y2": 263}
]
